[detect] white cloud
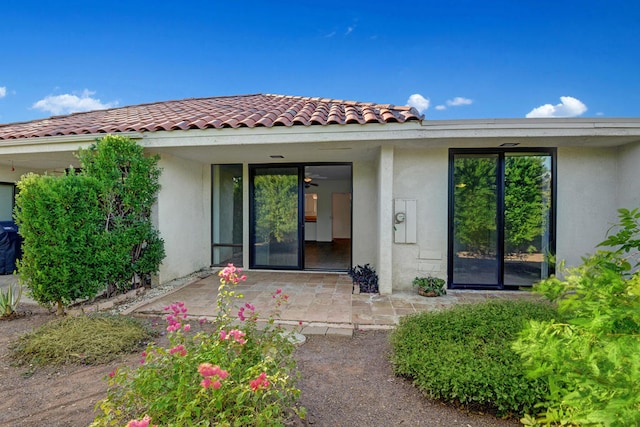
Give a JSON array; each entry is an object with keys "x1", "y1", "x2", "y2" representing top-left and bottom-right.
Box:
[
  {"x1": 435, "y1": 105, "x2": 446, "y2": 110},
  {"x1": 526, "y1": 96, "x2": 587, "y2": 118},
  {"x1": 0, "y1": 87, "x2": 6, "y2": 98},
  {"x1": 407, "y1": 94, "x2": 430, "y2": 114},
  {"x1": 345, "y1": 26, "x2": 354, "y2": 35},
  {"x1": 446, "y1": 97, "x2": 473, "y2": 107},
  {"x1": 32, "y1": 89, "x2": 118, "y2": 115}
]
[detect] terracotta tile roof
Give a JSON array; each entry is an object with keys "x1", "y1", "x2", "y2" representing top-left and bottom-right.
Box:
[{"x1": 0, "y1": 94, "x2": 423, "y2": 141}]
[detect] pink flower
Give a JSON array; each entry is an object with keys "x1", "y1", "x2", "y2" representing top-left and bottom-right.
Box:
[
  {"x1": 198, "y1": 317, "x2": 207, "y2": 326},
  {"x1": 108, "y1": 369, "x2": 116, "y2": 378},
  {"x1": 126, "y1": 415, "x2": 155, "y2": 427},
  {"x1": 218, "y1": 263, "x2": 247, "y2": 284},
  {"x1": 169, "y1": 345, "x2": 187, "y2": 356},
  {"x1": 198, "y1": 363, "x2": 219, "y2": 377},
  {"x1": 228, "y1": 329, "x2": 247, "y2": 344},
  {"x1": 219, "y1": 330, "x2": 227, "y2": 340},
  {"x1": 183, "y1": 324, "x2": 191, "y2": 332},
  {"x1": 250, "y1": 372, "x2": 270, "y2": 392},
  {"x1": 276, "y1": 288, "x2": 282, "y2": 294},
  {"x1": 198, "y1": 363, "x2": 228, "y2": 390}
]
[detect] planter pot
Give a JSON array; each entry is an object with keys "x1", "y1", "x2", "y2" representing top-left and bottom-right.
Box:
[{"x1": 418, "y1": 288, "x2": 439, "y2": 297}]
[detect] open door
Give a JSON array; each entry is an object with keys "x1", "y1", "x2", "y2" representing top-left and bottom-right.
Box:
[{"x1": 248, "y1": 163, "x2": 352, "y2": 271}]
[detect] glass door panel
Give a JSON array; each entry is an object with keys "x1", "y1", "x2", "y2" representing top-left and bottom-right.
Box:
[
  {"x1": 452, "y1": 154, "x2": 500, "y2": 286},
  {"x1": 503, "y1": 154, "x2": 552, "y2": 286},
  {"x1": 250, "y1": 166, "x2": 301, "y2": 268},
  {"x1": 0, "y1": 183, "x2": 15, "y2": 222},
  {"x1": 212, "y1": 165, "x2": 243, "y2": 266}
]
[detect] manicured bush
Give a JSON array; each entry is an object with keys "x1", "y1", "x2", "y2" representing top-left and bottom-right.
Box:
[
  {"x1": 514, "y1": 208, "x2": 640, "y2": 427},
  {"x1": 390, "y1": 299, "x2": 558, "y2": 417},
  {"x1": 14, "y1": 173, "x2": 110, "y2": 314},
  {"x1": 92, "y1": 265, "x2": 304, "y2": 426}
]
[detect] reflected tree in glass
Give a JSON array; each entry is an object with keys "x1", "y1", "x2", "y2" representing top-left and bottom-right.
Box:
[{"x1": 254, "y1": 174, "x2": 298, "y2": 244}]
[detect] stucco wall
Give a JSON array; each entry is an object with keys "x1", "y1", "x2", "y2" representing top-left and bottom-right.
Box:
[
  {"x1": 392, "y1": 148, "x2": 449, "y2": 290},
  {"x1": 617, "y1": 140, "x2": 640, "y2": 210},
  {"x1": 0, "y1": 166, "x2": 37, "y2": 184},
  {"x1": 156, "y1": 153, "x2": 211, "y2": 282},
  {"x1": 556, "y1": 147, "x2": 619, "y2": 268},
  {"x1": 351, "y1": 160, "x2": 377, "y2": 269}
]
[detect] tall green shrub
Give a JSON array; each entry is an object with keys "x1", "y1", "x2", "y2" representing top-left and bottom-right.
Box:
[
  {"x1": 513, "y1": 208, "x2": 640, "y2": 426},
  {"x1": 77, "y1": 134, "x2": 164, "y2": 294},
  {"x1": 14, "y1": 173, "x2": 109, "y2": 314}
]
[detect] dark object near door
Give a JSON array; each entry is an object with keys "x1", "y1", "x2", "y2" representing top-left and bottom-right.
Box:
[{"x1": 0, "y1": 222, "x2": 21, "y2": 275}]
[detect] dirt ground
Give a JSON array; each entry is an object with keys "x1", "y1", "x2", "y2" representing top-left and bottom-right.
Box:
[{"x1": 0, "y1": 303, "x2": 519, "y2": 427}]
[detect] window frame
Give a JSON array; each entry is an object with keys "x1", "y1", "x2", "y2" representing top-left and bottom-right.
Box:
[{"x1": 447, "y1": 147, "x2": 557, "y2": 290}]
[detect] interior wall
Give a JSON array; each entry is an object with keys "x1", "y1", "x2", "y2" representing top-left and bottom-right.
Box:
[
  {"x1": 156, "y1": 153, "x2": 211, "y2": 283},
  {"x1": 392, "y1": 148, "x2": 449, "y2": 290},
  {"x1": 556, "y1": 147, "x2": 619, "y2": 268},
  {"x1": 309, "y1": 178, "x2": 351, "y2": 242}
]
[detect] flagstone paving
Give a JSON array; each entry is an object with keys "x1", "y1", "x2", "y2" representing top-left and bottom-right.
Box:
[{"x1": 131, "y1": 270, "x2": 540, "y2": 337}]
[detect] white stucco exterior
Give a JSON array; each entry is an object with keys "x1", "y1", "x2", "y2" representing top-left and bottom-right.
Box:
[
  {"x1": 617, "y1": 140, "x2": 640, "y2": 209},
  {"x1": 1, "y1": 118, "x2": 640, "y2": 291},
  {"x1": 555, "y1": 147, "x2": 620, "y2": 267},
  {"x1": 392, "y1": 148, "x2": 449, "y2": 291},
  {"x1": 155, "y1": 153, "x2": 211, "y2": 281}
]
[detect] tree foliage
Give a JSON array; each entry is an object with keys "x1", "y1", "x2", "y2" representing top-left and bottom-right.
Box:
[
  {"x1": 77, "y1": 135, "x2": 164, "y2": 294},
  {"x1": 513, "y1": 208, "x2": 640, "y2": 426},
  {"x1": 453, "y1": 154, "x2": 551, "y2": 256},
  {"x1": 15, "y1": 135, "x2": 165, "y2": 313},
  {"x1": 453, "y1": 156, "x2": 497, "y2": 254},
  {"x1": 504, "y1": 155, "x2": 550, "y2": 254},
  {"x1": 15, "y1": 173, "x2": 109, "y2": 314},
  {"x1": 253, "y1": 174, "x2": 298, "y2": 243}
]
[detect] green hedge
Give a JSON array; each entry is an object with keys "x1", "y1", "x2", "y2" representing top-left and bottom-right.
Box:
[
  {"x1": 15, "y1": 173, "x2": 109, "y2": 314},
  {"x1": 15, "y1": 135, "x2": 165, "y2": 314},
  {"x1": 390, "y1": 300, "x2": 558, "y2": 417}
]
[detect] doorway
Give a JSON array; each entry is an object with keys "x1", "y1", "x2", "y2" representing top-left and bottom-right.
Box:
[
  {"x1": 248, "y1": 163, "x2": 351, "y2": 271},
  {"x1": 448, "y1": 149, "x2": 555, "y2": 289}
]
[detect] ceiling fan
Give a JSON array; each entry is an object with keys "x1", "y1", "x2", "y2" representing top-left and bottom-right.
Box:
[{"x1": 304, "y1": 176, "x2": 318, "y2": 188}]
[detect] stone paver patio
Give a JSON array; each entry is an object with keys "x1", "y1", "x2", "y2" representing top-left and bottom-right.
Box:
[{"x1": 131, "y1": 270, "x2": 540, "y2": 337}]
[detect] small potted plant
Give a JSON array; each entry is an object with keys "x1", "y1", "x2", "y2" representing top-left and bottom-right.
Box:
[{"x1": 412, "y1": 276, "x2": 446, "y2": 297}]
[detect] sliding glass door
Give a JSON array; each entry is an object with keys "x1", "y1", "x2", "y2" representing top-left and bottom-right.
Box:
[
  {"x1": 451, "y1": 153, "x2": 501, "y2": 286},
  {"x1": 449, "y1": 149, "x2": 555, "y2": 289},
  {"x1": 250, "y1": 166, "x2": 302, "y2": 269}
]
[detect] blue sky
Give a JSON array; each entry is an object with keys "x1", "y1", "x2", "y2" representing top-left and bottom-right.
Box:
[{"x1": 1, "y1": 0, "x2": 638, "y2": 124}]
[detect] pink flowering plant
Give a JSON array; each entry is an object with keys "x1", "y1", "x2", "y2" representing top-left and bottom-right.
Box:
[{"x1": 91, "y1": 264, "x2": 304, "y2": 426}]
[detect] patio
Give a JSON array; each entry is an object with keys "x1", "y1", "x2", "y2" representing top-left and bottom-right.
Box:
[{"x1": 130, "y1": 270, "x2": 540, "y2": 337}]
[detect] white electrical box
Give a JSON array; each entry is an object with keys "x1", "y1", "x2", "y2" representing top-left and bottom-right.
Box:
[{"x1": 394, "y1": 199, "x2": 417, "y2": 243}]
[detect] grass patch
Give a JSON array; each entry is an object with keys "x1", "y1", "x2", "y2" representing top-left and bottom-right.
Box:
[
  {"x1": 12, "y1": 314, "x2": 155, "y2": 366},
  {"x1": 390, "y1": 299, "x2": 559, "y2": 418}
]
